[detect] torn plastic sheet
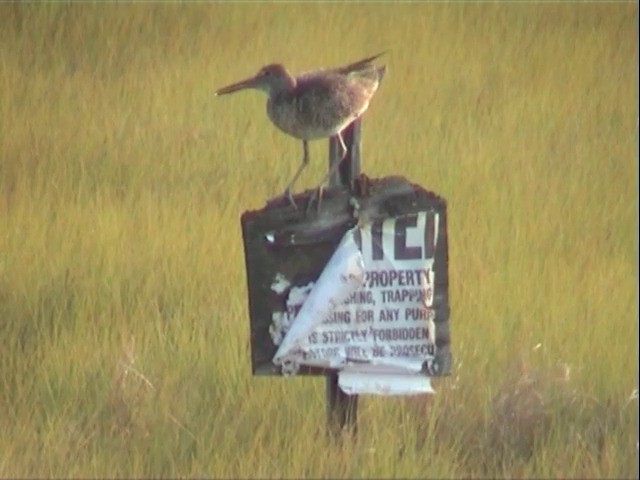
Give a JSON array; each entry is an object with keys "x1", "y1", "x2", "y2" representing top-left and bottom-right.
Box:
[{"x1": 272, "y1": 211, "x2": 439, "y2": 395}]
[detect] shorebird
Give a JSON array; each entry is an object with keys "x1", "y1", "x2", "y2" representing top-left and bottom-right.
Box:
[{"x1": 214, "y1": 53, "x2": 386, "y2": 209}]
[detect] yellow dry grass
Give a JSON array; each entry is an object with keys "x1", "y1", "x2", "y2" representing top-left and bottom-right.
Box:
[{"x1": 0, "y1": 3, "x2": 637, "y2": 478}]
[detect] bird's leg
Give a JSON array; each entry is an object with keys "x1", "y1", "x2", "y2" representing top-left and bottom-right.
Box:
[
  {"x1": 337, "y1": 131, "x2": 348, "y2": 159},
  {"x1": 283, "y1": 140, "x2": 309, "y2": 208},
  {"x1": 305, "y1": 132, "x2": 348, "y2": 215}
]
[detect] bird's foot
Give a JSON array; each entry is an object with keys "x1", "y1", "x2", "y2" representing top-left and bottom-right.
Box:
[
  {"x1": 305, "y1": 185, "x2": 324, "y2": 216},
  {"x1": 284, "y1": 188, "x2": 298, "y2": 209}
]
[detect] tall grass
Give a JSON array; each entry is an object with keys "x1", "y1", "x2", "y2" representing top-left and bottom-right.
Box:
[{"x1": 0, "y1": 3, "x2": 637, "y2": 478}]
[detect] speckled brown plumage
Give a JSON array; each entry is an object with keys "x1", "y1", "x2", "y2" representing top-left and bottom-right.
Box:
[{"x1": 215, "y1": 53, "x2": 386, "y2": 208}]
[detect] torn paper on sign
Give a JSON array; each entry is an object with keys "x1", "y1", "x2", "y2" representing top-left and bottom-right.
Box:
[
  {"x1": 273, "y1": 229, "x2": 365, "y2": 365},
  {"x1": 271, "y1": 211, "x2": 440, "y2": 395},
  {"x1": 270, "y1": 273, "x2": 291, "y2": 295},
  {"x1": 269, "y1": 283, "x2": 313, "y2": 347}
]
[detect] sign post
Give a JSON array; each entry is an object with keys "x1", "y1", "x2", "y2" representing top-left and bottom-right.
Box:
[{"x1": 326, "y1": 121, "x2": 361, "y2": 438}]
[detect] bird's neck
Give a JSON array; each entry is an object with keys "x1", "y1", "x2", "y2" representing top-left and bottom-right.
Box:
[
  {"x1": 278, "y1": 73, "x2": 296, "y2": 94},
  {"x1": 263, "y1": 72, "x2": 296, "y2": 98}
]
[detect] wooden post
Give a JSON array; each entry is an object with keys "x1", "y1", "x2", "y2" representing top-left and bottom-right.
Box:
[
  {"x1": 326, "y1": 367, "x2": 358, "y2": 438},
  {"x1": 325, "y1": 120, "x2": 360, "y2": 438}
]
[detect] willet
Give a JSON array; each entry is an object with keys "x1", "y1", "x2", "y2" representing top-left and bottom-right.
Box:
[{"x1": 215, "y1": 53, "x2": 386, "y2": 209}]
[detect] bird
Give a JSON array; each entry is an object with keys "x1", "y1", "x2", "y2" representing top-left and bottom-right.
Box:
[{"x1": 214, "y1": 53, "x2": 386, "y2": 210}]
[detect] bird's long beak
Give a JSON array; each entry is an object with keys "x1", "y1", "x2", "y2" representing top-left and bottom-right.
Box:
[{"x1": 214, "y1": 75, "x2": 260, "y2": 96}]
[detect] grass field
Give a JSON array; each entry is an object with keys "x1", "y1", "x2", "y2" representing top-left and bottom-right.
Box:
[{"x1": 0, "y1": 3, "x2": 637, "y2": 478}]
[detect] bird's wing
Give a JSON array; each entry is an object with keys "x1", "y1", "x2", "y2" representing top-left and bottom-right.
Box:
[
  {"x1": 292, "y1": 73, "x2": 378, "y2": 130},
  {"x1": 298, "y1": 52, "x2": 387, "y2": 79},
  {"x1": 330, "y1": 51, "x2": 387, "y2": 75},
  {"x1": 292, "y1": 74, "x2": 354, "y2": 121}
]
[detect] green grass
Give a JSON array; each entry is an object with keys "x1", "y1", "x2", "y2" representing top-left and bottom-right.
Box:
[{"x1": 0, "y1": 3, "x2": 637, "y2": 478}]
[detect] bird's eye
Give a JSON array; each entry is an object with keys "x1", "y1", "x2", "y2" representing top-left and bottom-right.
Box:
[{"x1": 263, "y1": 70, "x2": 271, "y2": 76}]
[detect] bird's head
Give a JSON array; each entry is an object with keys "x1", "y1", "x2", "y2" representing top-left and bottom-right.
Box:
[{"x1": 215, "y1": 63, "x2": 296, "y2": 97}]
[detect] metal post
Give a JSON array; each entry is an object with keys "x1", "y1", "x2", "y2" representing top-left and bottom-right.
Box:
[{"x1": 325, "y1": 119, "x2": 360, "y2": 438}]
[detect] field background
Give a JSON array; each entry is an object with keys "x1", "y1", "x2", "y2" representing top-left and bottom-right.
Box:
[{"x1": 0, "y1": 3, "x2": 637, "y2": 478}]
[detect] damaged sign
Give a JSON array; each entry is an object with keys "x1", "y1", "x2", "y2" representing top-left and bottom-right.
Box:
[{"x1": 240, "y1": 176, "x2": 451, "y2": 394}]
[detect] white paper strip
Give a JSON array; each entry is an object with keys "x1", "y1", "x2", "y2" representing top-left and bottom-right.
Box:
[{"x1": 338, "y1": 370, "x2": 433, "y2": 396}]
